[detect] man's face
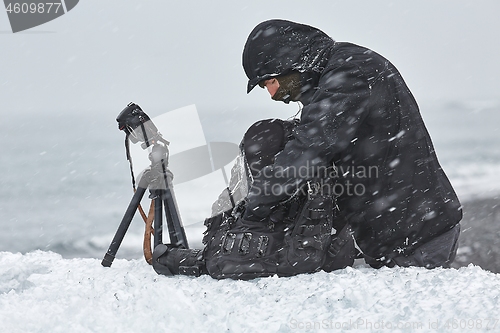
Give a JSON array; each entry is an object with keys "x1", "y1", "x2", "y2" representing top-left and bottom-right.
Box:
[
  {"x1": 260, "y1": 78, "x2": 280, "y2": 98},
  {"x1": 258, "y1": 72, "x2": 303, "y2": 104}
]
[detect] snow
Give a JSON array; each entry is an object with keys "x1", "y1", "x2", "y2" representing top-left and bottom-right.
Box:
[{"x1": 2, "y1": 251, "x2": 500, "y2": 332}]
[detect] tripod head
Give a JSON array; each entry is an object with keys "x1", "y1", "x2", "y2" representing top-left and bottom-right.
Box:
[
  {"x1": 117, "y1": 102, "x2": 169, "y2": 149},
  {"x1": 117, "y1": 102, "x2": 173, "y2": 192}
]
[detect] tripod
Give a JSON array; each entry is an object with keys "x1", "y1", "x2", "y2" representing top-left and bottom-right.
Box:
[{"x1": 101, "y1": 142, "x2": 188, "y2": 268}]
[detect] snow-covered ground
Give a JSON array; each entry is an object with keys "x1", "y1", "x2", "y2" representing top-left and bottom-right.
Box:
[{"x1": 1, "y1": 251, "x2": 499, "y2": 333}]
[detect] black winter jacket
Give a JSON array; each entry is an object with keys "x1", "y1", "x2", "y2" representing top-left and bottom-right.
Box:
[{"x1": 242, "y1": 19, "x2": 462, "y2": 262}]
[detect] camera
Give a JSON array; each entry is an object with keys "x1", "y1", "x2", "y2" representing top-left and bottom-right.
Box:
[{"x1": 116, "y1": 102, "x2": 167, "y2": 149}]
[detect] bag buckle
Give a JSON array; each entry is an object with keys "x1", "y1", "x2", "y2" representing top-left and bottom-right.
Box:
[
  {"x1": 222, "y1": 232, "x2": 236, "y2": 254},
  {"x1": 257, "y1": 235, "x2": 269, "y2": 257},
  {"x1": 179, "y1": 265, "x2": 202, "y2": 277},
  {"x1": 307, "y1": 181, "x2": 320, "y2": 197},
  {"x1": 238, "y1": 233, "x2": 253, "y2": 254}
]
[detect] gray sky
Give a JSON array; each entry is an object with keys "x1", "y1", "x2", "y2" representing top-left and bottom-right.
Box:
[{"x1": 1, "y1": 0, "x2": 499, "y2": 122}]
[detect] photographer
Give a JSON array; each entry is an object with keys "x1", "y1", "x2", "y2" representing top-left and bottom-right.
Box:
[
  {"x1": 240, "y1": 19, "x2": 462, "y2": 268},
  {"x1": 153, "y1": 19, "x2": 462, "y2": 278}
]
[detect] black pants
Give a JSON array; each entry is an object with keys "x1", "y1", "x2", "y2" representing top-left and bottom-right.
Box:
[{"x1": 391, "y1": 224, "x2": 461, "y2": 269}]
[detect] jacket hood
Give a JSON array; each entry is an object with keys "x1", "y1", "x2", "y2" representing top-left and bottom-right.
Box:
[{"x1": 243, "y1": 19, "x2": 334, "y2": 93}]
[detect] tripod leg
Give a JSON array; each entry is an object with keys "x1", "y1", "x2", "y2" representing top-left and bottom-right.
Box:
[
  {"x1": 163, "y1": 186, "x2": 189, "y2": 249},
  {"x1": 101, "y1": 186, "x2": 147, "y2": 267},
  {"x1": 159, "y1": 161, "x2": 189, "y2": 249},
  {"x1": 153, "y1": 193, "x2": 163, "y2": 248}
]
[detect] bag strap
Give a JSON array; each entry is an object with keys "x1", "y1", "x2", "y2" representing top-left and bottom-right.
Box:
[{"x1": 327, "y1": 223, "x2": 354, "y2": 258}]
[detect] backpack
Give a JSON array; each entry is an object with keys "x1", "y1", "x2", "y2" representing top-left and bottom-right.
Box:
[{"x1": 202, "y1": 118, "x2": 356, "y2": 280}]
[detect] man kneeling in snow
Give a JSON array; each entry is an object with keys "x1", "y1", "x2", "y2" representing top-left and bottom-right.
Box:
[{"x1": 152, "y1": 20, "x2": 463, "y2": 279}]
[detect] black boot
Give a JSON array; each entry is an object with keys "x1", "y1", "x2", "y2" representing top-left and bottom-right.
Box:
[{"x1": 152, "y1": 244, "x2": 205, "y2": 277}]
